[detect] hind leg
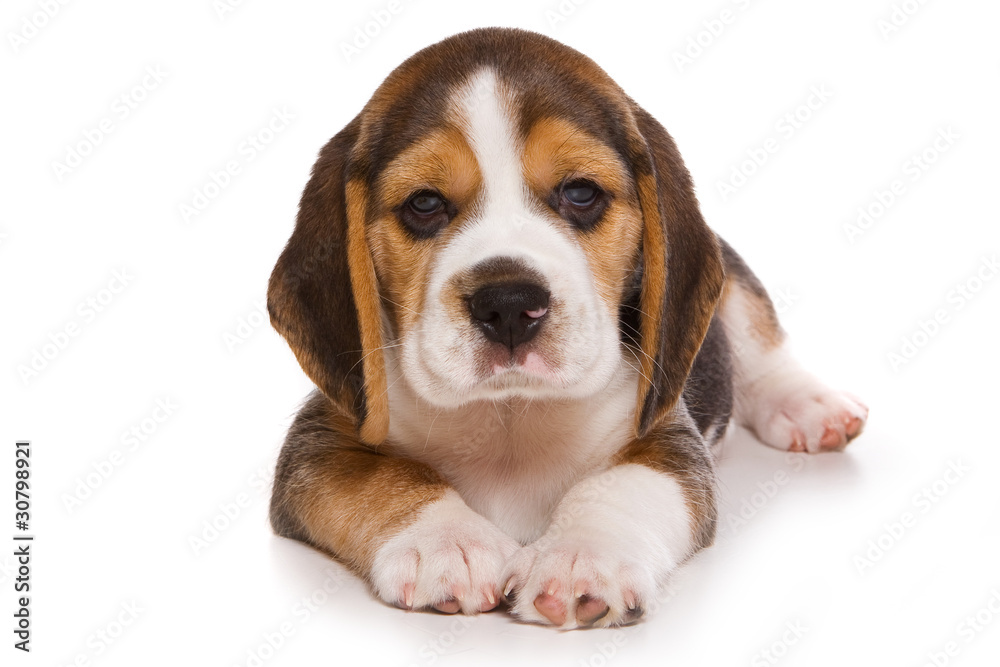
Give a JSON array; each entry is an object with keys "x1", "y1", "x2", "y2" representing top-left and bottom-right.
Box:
[{"x1": 717, "y1": 239, "x2": 868, "y2": 453}]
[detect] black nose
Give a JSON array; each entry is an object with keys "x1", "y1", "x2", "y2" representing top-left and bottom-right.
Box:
[{"x1": 468, "y1": 283, "x2": 550, "y2": 349}]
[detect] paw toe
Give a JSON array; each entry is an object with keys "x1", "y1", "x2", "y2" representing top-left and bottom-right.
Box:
[
  {"x1": 844, "y1": 414, "x2": 865, "y2": 440},
  {"x1": 819, "y1": 423, "x2": 847, "y2": 451},
  {"x1": 533, "y1": 583, "x2": 568, "y2": 626},
  {"x1": 432, "y1": 598, "x2": 461, "y2": 614},
  {"x1": 393, "y1": 582, "x2": 415, "y2": 610},
  {"x1": 479, "y1": 587, "x2": 500, "y2": 612},
  {"x1": 622, "y1": 604, "x2": 644, "y2": 624},
  {"x1": 575, "y1": 594, "x2": 610, "y2": 625},
  {"x1": 788, "y1": 428, "x2": 807, "y2": 452}
]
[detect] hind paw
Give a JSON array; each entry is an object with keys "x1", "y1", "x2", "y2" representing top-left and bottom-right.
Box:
[{"x1": 749, "y1": 374, "x2": 868, "y2": 453}]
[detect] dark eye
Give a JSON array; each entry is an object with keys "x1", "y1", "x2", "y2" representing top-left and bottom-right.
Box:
[
  {"x1": 408, "y1": 192, "x2": 444, "y2": 215},
  {"x1": 551, "y1": 179, "x2": 608, "y2": 231},
  {"x1": 563, "y1": 182, "x2": 598, "y2": 207},
  {"x1": 399, "y1": 190, "x2": 453, "y2": 239}
]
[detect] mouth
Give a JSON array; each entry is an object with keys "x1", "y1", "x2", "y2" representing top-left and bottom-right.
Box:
[
  {"x1": 487, "y1": 347, "x2": 555, "y2": 379},
  {"x1": 475, "y1": 344, "x2": 568, "y2": 397}
]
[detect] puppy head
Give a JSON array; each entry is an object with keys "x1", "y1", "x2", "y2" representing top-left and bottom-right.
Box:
[{"x1": 268, "y1": 28, "x2": 724, "y2": 444}]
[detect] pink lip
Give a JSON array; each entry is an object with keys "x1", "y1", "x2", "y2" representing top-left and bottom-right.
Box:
[
  {"x1": 489, "y1": 350, "x2": 551, "y2": 379},
  {"x1": 520, "y1": 351, "x2": 549, "y2": 376}
]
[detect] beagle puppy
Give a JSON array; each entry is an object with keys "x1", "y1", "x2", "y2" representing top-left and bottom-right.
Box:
[{"x1": 267, "y1": 27, "x2": 868, "y2": 628}]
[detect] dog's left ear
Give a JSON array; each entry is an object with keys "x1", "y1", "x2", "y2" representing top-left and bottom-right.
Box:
[{"x1": 630, "y1": 106, "x2": 725, "y2": 436}]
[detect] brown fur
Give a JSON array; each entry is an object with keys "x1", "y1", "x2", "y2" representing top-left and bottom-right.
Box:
[
  {"x1": 267, "y1": 119, "x2": 372, "y2": 436},
  {"x1": 269, "y1": 392, "x2": 449, "y2": 575},
  {"x1": 369, "y1": 127, "x2": 483, "y2": 338},
  {"x1": 718, "y1": 237, "x2": 785, "y2": 349},
  {"x1": 522, "y1": 116, "x2": 644, "y2": 312},
  {"x1": 631, "y1": 107, "x2": 726, "y2": 437},
  {"x1": 345, "y1": 180, "x2": 390, "y2": 444}
]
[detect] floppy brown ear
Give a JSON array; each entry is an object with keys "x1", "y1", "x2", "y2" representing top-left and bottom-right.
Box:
[
  {"x1": 267, "y1": 117, "x2": 389, "y2": 444},
  {"x1": 631, "y1": 106, "x2": 725, "y2": 436}
]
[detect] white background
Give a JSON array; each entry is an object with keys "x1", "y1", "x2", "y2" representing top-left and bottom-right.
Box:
[{"x1": 3, "y1": 0, "x2": 999, "y2": 665}]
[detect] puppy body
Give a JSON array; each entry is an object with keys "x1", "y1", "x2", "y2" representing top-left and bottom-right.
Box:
[
  {"x1": 383, "y1": 342, "x2": 642, "y2": 546},
  {"x1": 267, "y1": 28, "x2": 867, "y2": 628}
]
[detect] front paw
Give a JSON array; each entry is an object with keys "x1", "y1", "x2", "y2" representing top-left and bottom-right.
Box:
[
  {"x1": 371, "y1": 491, "x2": 519, "y2": 614},
  {"x1": 502, "y1": 538, "x2": 656, "y2": 628}
]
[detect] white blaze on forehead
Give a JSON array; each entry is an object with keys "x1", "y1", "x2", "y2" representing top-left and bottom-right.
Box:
[{"x1": 450, "y1": 68, "x2": 526, "y2": 215}]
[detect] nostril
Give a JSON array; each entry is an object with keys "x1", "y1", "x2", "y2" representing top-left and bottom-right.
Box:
[{"x1": 469, "y1": 299, "x2": 502, "y2": 324}]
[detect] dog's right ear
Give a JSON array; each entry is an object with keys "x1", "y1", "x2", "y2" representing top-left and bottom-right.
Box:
[{"x1": 267, "y1": 117, "x2": 389, "y2": 445}]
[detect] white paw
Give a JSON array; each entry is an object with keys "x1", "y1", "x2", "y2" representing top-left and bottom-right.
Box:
[
  {"x1": 371, "y1": 490, "x2": 519, "y2": 614},
  {"x1": 746, "y1": 369, "x2": 868, "y2": 453},
  {"x1": 501, "y1": 465, "x2": 692, "y2": 628},
  {"x1": 502, "y1": 537, "x2": 655, "y2": 628}
]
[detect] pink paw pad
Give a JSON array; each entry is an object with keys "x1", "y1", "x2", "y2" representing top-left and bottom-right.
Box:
[
  {"x1": 533, "y1": 581, "x2": 567, "y2": 626},
  {"x1": 432, "y1": 598, "x2": 461, "y2": 614}
]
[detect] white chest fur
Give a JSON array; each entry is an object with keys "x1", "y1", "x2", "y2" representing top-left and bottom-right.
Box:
[{"x1": 384, "y1": 349, "x2": 638, "y2": 544}]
